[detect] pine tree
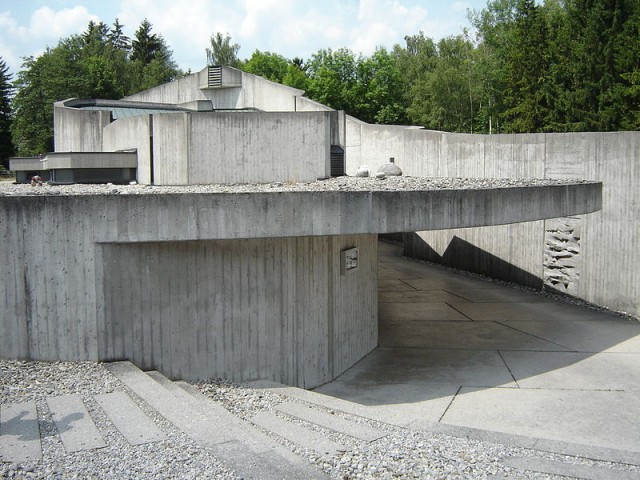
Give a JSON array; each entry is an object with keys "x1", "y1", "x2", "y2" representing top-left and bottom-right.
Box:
[
  {"x1": 0, "y1": 57, "x2": 14, "y2": 168},
  {"x1": 131, "y1": 19, "x2": 164, "y2": 65}
]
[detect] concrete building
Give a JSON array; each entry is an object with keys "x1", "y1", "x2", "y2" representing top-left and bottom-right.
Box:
[{"x1": 2, "y1": 66, "x2": 611, "y2": 387}]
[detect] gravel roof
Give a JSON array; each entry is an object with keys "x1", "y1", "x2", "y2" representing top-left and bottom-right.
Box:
[{"x1": 0, "y1": 176, "x2": 591, "y2": 197}]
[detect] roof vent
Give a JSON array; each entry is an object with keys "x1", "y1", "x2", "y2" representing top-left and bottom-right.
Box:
[{"x1": 208, "y1": 66, "x2": 223, "y2": 87}]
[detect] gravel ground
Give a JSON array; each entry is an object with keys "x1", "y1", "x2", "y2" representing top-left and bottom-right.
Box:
[
  {"x1": 2, "y1": 361, "x2": 639, "y2": 479},
  {"x1": 0, "y1": 176, "x2": 590, "y2": 197}
]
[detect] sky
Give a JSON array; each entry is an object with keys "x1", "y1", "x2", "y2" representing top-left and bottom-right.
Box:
[{"x1": 0, "y1": 0, "x2": 488, "y2": 76}]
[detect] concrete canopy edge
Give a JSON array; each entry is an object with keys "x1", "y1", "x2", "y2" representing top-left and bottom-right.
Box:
[{"x1": 0, "y1": 182, "x2": 601, "y2": 243}]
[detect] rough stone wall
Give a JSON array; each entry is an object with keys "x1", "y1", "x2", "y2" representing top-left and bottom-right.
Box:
[{"x1": 543, "y1": 217, "x2": 582, "y2": 295}]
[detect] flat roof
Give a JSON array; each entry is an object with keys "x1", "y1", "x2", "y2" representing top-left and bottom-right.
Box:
[{"x1": 0, "y1": 178, "x2": 602, "y2": 241}]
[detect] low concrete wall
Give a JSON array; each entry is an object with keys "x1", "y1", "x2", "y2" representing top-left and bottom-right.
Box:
[{"x1": 347, "y1": 121, "x2": 639, "y2": 316}]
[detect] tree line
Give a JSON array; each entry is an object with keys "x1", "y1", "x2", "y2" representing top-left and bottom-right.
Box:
[{"x1": 1, "y1": 0, "x2": 639, "y2": 168}]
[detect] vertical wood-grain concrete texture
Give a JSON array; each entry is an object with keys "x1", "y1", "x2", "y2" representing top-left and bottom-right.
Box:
[
  {"x1": 125, "y1": 67, "x2": 304, "y2": 112},
  {"x1": 150, "y1": 111, "x2": 333, "y2": 184},
  {"x1": 0, "y1": 192, "x2": 377, "y2": 387},
  {"x1": 54, "y1": 103, "x2": 110, "y2": 152},
  {"x1": 97, "y1": 235, "x2": 377, "y2": 387},
  {"x1": 346, "y1": 119, "x2": 639, "y2": 315},
  {"x1": 0, "y1": 184, "x2": 599, "y2": 380},
  {"x1": 103, "y1": 115, "x2": 153, "y2": 184}
]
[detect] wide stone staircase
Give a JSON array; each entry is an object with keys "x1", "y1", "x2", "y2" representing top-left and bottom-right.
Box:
[{"x1": 1, "y1": 361, "x2": 388, "y2": 479}]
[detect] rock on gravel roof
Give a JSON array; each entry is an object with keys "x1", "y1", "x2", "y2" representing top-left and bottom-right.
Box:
[{"x1": 0, "y1": 176, "x2": 591, "y2": 197}]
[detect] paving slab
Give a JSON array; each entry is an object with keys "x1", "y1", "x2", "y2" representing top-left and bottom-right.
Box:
[
  {"x1": 377, "y1": 268, "x2": 421, "y2": 280},
  {"x1": 379, "y1": 321, "x2": 571, "y2": 350},
  {"x1": 249, "y1": 380, "x2": 450, "y2": 427},
  {"x1": 444, "y1": 288, "x2": 550, "y2": 303},
  {"x1": 501, "y1": 319, "x2": 640, "y2": 353},
  {"x1": 502, "y1": 456, "x2": 640, "y2": 480},
  {"x1": 379, "y1": 302, "x2": 470, "y2": 322},
  {"x1": 441, "y1": 387, "x2": 640, "y2": 453},
  {"x1": 402, "y1": 276, "x2": 489, "y2": 292},
  {"x1": 276, "y1": 401, "x2": 387, "y2": 442},
  {"x1": 323, "y1": 348, "x2": 515, "y2": 388},
  {"x1": 500, "y1": 351, "x2": 640, "y2": 390},
  {"x1": 94, "y1": 391, "x2": 167, "y2": 445},
  {"x1": 145, "y1": 371, "x2": 184, "y2": 391},
  {"x1": 377, "y1": 278, "x2": 417, "y2": 291},
  {"x1": 251, "y1": 411, "x2": 346, "y2": 457},
  {"x1": 105, "y1": 362, "x2": 328, "y2": 479},
  {"x1": 46, "y1": 394, "x2": 106, "y2": 453},
  {"x1": 452, "y1": 301, "x2": 632, "y2": 323},
  {"x1": 0, "y1": 402, "x2": 42, "y2": 462},
  {"x1": 379, "y1": 290, "x2": 470, "y2": 304}
]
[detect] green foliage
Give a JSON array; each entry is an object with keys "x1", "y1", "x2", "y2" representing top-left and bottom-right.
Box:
[
  {"x1": 0, "y1": 58, "x2": 14, "y2": 168},
  {"x1": 303, "y1": 47, "x2": 406, "y2": 123},
  {"x1": 243, "y1": 50, "x2": 290, "y2": 83},
  {"x1": 206, "y1": 33, "x2": 241, "y2": 67},
  {"x1": 11, "y1": 18, "x2": 181, "y2": 155}
]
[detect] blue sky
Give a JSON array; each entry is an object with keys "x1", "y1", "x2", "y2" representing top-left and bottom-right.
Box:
[{"x1": 0, "y1": 0, "x2": 488, "y2": 76}]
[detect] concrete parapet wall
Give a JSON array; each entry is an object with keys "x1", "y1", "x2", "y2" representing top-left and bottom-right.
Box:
[
  {"x1": 125, "y1": 67, "x2": 305, "y2": 113},
  {"x1": 54, "y1": 104, "x2": 110, "y2": 152},
  {"x1": 356, "y1": 123, "x2": 639, "y2": 315},
  {"x1": 153, "y1": 111, "x2": 333, "y2": 184},
  {"x1": 124, "y1": 71, "x2": 208, "y2": 105}
]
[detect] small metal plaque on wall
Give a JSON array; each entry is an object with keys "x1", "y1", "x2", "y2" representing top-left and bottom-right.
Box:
[{"x1": 340, "y1": 247, "x2": 359, "y2": 275}]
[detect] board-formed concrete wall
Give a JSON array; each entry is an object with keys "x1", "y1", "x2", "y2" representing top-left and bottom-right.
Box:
[
  {"x1": 97, "y1": 234, "x2": 377, "y2": 387},
  {"x1": 54, "y1": 104, "x2": 110, "y2": 152},
  {"x1": 103, "y1": 115, "x2": 153, "y2": 184},
  {"x1": 152, "y1": 111, "x2": 333, "y2": 184},
  {"x1": 346, "y1": 121, "x2": 639, "y2": 316},
  {"x1": 0, "y1": 193, "x2": 377, "y2": 387},
  {"x1": 125, "y1": 67, "x2": 304, "y2": 113}
]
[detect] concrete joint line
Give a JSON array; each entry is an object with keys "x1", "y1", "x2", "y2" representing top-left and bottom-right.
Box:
[
  {"x1": 437, "y1": 385, "x2": 462, "y2": 424},
  {"x1": 496, "y1": 321, "x2": 575, "y2": 351},
  {"x1": 445, "y1": 301, "x2": 475, "y2": 320},
  {"x1": 497, "y1": 350, "x2": 520, "y2": 388}
]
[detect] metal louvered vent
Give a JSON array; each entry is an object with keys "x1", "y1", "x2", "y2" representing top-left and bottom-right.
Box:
[
  {"x1": 330, "y1": 145, "x2": 345, "y2": 177},
  {"x1": 208, "y1": 66, "x2": 223, "y2": 87}
]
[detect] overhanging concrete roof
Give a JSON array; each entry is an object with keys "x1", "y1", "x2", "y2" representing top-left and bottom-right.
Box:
[{"x1": 1, "y1": 182, "x2": 601, "y2": 243}]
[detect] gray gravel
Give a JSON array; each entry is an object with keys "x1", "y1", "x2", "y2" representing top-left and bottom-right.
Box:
[
  {"x1": 3, "y1": 360, "x2": 638, "y2": 479},
  {"x1": 0, "y1": 176, "x2": 589, "y2": 197}
]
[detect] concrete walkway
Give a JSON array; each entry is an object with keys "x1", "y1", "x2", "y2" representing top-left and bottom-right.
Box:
[{"x1": 315, "y1": 240, "x2": 640, "y2": 462}]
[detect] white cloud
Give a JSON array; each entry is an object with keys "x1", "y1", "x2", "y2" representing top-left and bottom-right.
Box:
[
  {"x1": 116, "y1": 0, "x2": 243, "y2": 71},
  {"x1": 0, "y1": 6, "x2": 98, "y2": 72},
  {"x1": 347, "y1": 0, "x2": 429, "y2": 54},
  {"x1": 29, "y1": 6, "x2": 98, "y2": 39}
]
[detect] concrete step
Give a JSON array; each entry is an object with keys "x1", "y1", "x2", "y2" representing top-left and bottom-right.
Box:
[
  {"x1": 106, "y1": 362, "x2": 328, "y2": 479},
  {"x1": 0, "y1": 401, "x2": 42, "y2": 462},
  {"x1": 250, "y1": 410, "x2": 346, "y2": 458},
  {"x1": 276, "y1": 401, "x2": 387, "y2": 443},
  {"x1": 94, "y1": 391, "x2": 167, "y2": 445},
  {"x1": 46, "y1": 394, "x2": 106, "y2": 453},
  {"x1": 247, "y1": 379, "x2": 403, "y2": 426}
]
